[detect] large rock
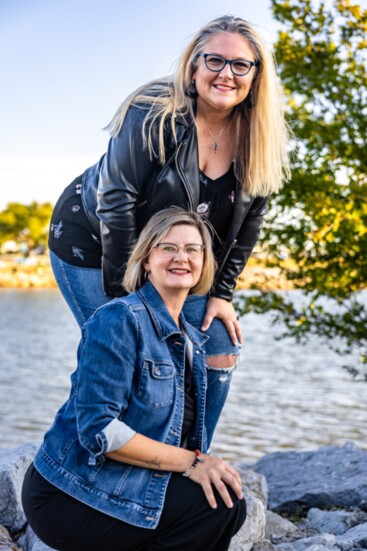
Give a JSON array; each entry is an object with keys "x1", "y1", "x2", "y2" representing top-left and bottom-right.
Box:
[
  {"x1": 18, "y1": 526, "x2": 56, "y2": 551},
  {"x1": 253, "y1": 442, "x2": 367, "y2": 514},
  {"x1": 292, "y1": 533, "x2": 337, "y2": 550},
  {"x1": 306, "y1": 507, "x2": 367, "y2": 535},
  {"x1": 229, "y1": 493, "x2": 266, "y2": 551},
  {"x1": 275, "y1": 533, "x2": 338, "y2": 551},
  {"x1": 235, "y1": 465, "x2": 268, "y2": 508},
  {"x1": 335, "y1": 522, "x2": 367, "y2": 549},
  {"x1": 0, "y1": 443, "x2": 39, "y2": 534},
  {"x1": 252, "y1": 540, "x2": 277, "y2": 551},
  {"x1": 0, "y1": 525, "x2": 21, "y2": 551},
  {"x1": 265, "y1": 511, "x2": 297, "y2": 541}
]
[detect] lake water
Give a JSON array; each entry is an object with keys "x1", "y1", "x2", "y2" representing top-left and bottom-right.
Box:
[{"x1": 0, "y1": 289, "x2": 365, "y2": 462}]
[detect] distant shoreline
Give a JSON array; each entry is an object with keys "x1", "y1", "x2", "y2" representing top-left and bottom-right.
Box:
[
  {"x1": 0, "y1": 255, "x2": 293, "y2": 291},
  {"x1": 0, "y1": 256, "x2": 56, "y2": 289}
]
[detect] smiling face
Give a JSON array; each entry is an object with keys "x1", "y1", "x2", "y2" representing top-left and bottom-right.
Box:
[
  {"x1": 143, "y1": 224, "x2": 204, "y2": 300},
  {"x1": 192, "y1": 31, "x2": 256, "y2": 116}
]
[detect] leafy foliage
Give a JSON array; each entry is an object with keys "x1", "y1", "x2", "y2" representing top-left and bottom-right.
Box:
[
  {"x1": 0, "y1": 202, "x2": 53, "y2": 250},
  {"x1": 237, "y1": 0, "x2": 367, "y2": 379}
]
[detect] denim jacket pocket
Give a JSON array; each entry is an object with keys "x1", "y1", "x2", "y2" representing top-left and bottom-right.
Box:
[{"x1": 137, "y1": 359, "x2": 175, "y2": 408}]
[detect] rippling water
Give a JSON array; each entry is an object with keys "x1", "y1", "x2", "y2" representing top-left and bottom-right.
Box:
[{"x1": 0, "y1": 289, "x2": 365, "y2": 462}]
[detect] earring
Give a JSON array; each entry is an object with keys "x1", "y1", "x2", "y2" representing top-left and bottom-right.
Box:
[
  {"x1": 185, "y1": 79, "x2": 198, "y2": 99},
  {"x1": 246, "y1": 89, "x2": 254, "y2": 109},
  {"x1": 144, "y1": 270, "x2": 150, "y2": 281}
]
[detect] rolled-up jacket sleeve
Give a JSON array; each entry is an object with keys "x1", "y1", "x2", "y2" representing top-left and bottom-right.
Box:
[{"x1": 74, "y1": 302, "x2": 139, "y2": 464}]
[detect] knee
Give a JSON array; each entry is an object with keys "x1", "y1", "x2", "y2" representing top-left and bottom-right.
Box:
[
  {"x1": 206, "y1": 354, "x2": 238, "y2": 370},
  {"x1": 232, "y1": 496, "x2": 247, "y2": 535},
  {"x1": 214, "y1": 494, "x2": 247, "y2": 537}
]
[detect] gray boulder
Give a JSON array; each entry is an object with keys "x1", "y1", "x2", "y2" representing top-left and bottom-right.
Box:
[
  {"x1": 253, "y1": 442, "x2": 367, "y2": 514},
  {"x1": 265, "y1": 511, "x2": 297, "y2": 541},
  {"x1": 18, "y1": 526, "x2": 56, "y2": 551},
  {"x1": 252, "y1": 540, "x2": 277, "y2": 551},
  {"x1": 229, "y1": 492, "x2": 266, "y2": 551},
  {"x1": 0, "y1": 443, "x2": 39, "y2": 533},
  {"x1": 306, "y1": 507, "x2": 367, "y2": 535},
  {"x1": 336, "y1": 522, "x2": 367, "y2": 548},
  {"x1": 291, "y1": 533, "x2": 337, "y2": 551},
  {"x1": 294, "y1": 547, "x2": 336, "y2": 551},
  {"x1": 235, "y1": 465, "x2": 268, "y2": 508},
  {"x1": 0, "y1": 524, "x2": 21, "y2": 551}
]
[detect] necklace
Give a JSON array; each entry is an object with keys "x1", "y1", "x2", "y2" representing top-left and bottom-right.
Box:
[{"x1": 200, "y1": 115, "x2": 226, "y2": 154}]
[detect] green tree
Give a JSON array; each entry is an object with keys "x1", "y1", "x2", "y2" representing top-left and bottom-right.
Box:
[
  {"x1": 0, "y1": 202, "x2": 53, "y2": 250},
  {"x1": 236, "y1": 0, "x2": 367, "y2": 379}
]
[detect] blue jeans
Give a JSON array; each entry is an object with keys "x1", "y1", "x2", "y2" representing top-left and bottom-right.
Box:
[
  {"x1": 50, "y1": 251, "x2": 240, "y2": 446},
  {"x1": 50, "y1": 251, "x2": 110, "y2": 327}
]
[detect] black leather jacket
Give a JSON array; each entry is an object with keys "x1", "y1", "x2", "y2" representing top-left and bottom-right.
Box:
[{"x1": 81, "y1": 104, "x2": 268, "y2": 300}]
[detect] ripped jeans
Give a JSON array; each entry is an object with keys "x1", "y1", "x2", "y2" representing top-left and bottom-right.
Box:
[
  {"x1": 183, "y1": 295, "x2": 240, "y2": 446},
  {"x1": 50, "y1": 251, "x2": 240, "y2": 446}
]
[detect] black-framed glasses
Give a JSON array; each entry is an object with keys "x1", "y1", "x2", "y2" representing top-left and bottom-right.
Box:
[
  {"x1": 154, "y1": 242, "x2": 205, "y2": 258},
  {"x1": 200, "y1": 53, "x2": 257, "y2": 76}
]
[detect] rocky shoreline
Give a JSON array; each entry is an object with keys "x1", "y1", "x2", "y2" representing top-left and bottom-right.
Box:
[
  {"x1": 1, "y1": 442, "x2": 367, "y2": 550},
  {"x1": 0, "y1": 258, "x2": 56, "y2": 289}
]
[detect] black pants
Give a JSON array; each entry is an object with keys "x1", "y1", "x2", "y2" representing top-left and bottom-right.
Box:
[{"x1": 22, "y1": 464, "x2": 246, "y2": 551}]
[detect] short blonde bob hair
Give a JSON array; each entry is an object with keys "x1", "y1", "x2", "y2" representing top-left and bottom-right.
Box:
[{"x1": 123, "y1": 207, "x2": 216, "y2": 295}]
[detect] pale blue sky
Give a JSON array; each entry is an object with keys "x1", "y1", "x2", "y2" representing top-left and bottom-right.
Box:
[{"x1": 0, "y1": 0, "x2": 365, "y2": 208}]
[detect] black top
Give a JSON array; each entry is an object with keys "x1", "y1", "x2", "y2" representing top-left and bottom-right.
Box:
[
  {"x1": 49, "y1": 166, "x2": 237, "y2": 268},
  {"x1": 49, "y1": 175, "x2": 102, "y2": 268},
  {"x1": 198, "y1": 164, "x2": 237, "y2": 254},
  {"x1": 180, "y1": 353, "x2": 196, "y2": 446}
]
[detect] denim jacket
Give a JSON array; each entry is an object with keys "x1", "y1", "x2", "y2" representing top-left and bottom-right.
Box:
[{"x1": 34, "y1": 282, "x2": 209, "y2": 529}]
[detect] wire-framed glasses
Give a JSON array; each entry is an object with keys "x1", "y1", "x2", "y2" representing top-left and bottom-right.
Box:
[
  {"x1": 154, "y1": 242, "x2": 205, "y2": 258},
  {"x1": 200, "y1": 53, "x2": 257, "y2": 76}
]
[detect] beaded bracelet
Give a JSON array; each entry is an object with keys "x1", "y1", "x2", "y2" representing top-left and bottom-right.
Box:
[{"x1": 182, "y1": 449, "x2": 206, "y2": 477}]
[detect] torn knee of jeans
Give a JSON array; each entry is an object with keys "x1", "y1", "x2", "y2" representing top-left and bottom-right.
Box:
[{"x1": 206, "y1": 354, "x2": 238, "y2": 370}]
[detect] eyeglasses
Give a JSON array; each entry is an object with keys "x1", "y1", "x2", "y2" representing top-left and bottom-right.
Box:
[
  {"x1": 154, "y1": 242, "x2": 205, "y2": 258},
  {"x1": 200, "y1": 53, "x2": 258, "y2": 76}
]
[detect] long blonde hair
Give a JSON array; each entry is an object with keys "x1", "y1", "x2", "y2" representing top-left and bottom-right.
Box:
[
  {"x1": 105, "y1": 15, "x2": 291, "y2": 197},
  {"x1": 123, "y1": 207, "x2": 216, "y2": 295}
]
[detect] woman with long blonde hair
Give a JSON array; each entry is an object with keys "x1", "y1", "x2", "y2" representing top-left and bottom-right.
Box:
[{"x1": 48, "y1": 14, "x2": 291, "y2": 445}]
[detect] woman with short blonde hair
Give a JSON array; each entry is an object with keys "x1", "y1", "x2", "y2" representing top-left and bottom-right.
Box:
[
  {"x1": 124, "y1": 207, "x2": 216, "y2": 295},
  {"x1": 23, "y1": 208, "x2": 246, "y2": 550}
]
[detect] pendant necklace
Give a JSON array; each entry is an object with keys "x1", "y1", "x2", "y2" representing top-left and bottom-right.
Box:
[{"x1": 200, "y1": 114, "x2": 226, "y2": 154}]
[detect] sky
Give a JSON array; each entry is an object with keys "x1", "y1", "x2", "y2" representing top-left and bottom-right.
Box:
[{"x1": 0, "y1": 0, "x2": 365, "y2": 209}]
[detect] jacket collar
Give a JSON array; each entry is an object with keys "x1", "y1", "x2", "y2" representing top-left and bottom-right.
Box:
[
  {"x1": 175, "y1": 111, "x2": 195, "y2": 128},
  {"x1": 137, "y1": 282, "x2": 208, "y2": 347}
]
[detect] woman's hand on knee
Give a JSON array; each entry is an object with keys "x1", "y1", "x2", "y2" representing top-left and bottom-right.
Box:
[
  {"x1": 188, "y1": 454, "x2": 243, "y2": 509},
  {"x1": 201, "y1": 297, "x2": 243, "y2": 346}
]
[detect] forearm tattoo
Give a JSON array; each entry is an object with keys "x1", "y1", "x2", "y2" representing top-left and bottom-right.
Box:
[{"x1": 144, "y1": 456, "x2": 161, "y2": 469}]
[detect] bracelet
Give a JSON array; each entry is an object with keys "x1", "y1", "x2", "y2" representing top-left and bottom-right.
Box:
[{"x1": 182, "y1": 450, "x2": 206, "y2": 477}]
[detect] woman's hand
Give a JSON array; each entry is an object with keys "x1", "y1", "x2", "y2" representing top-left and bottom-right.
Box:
[
  {"x1": 187, "y1": 454, "x2": 244, "y2": 509},
  {"x1": 201, "y1": 297, "x2": 243, "y2": 346}
]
